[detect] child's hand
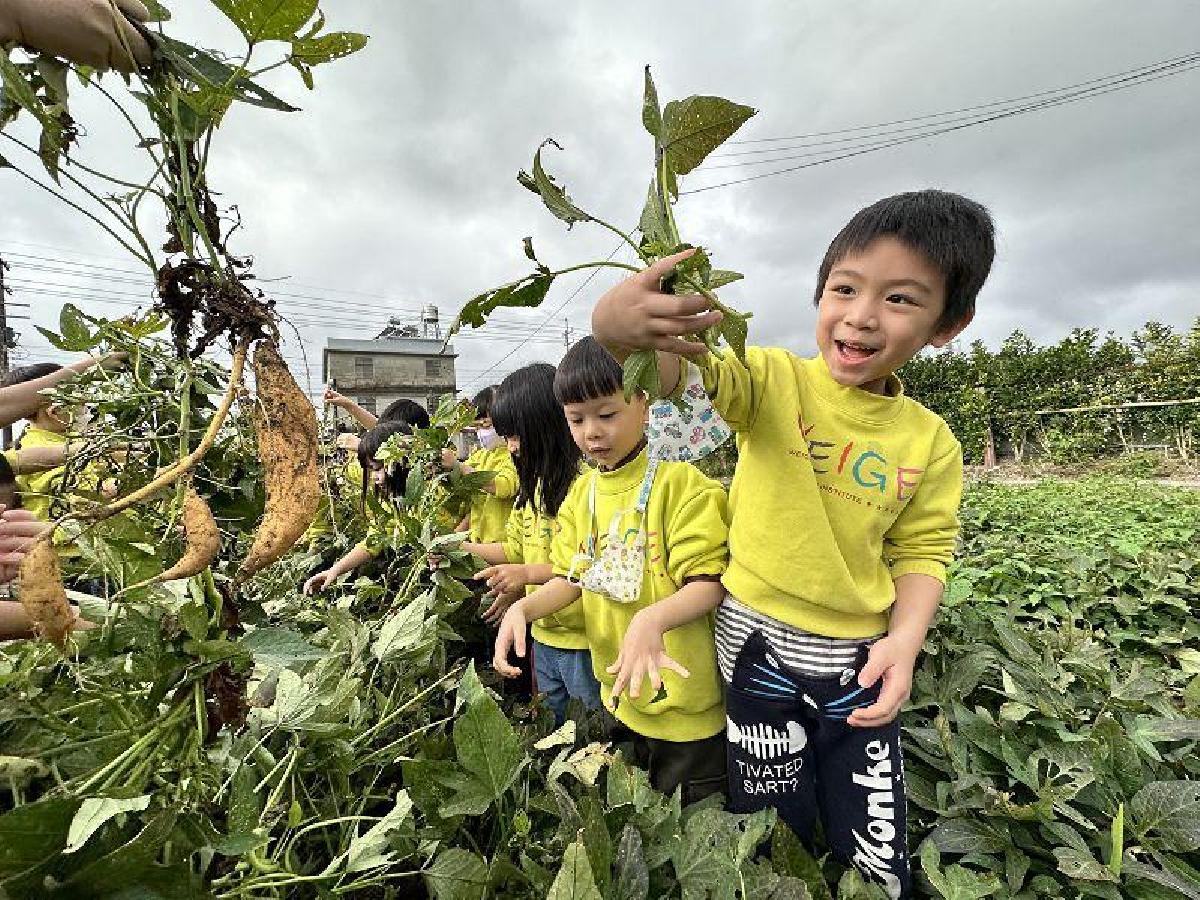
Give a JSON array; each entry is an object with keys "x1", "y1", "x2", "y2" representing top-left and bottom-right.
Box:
[
  {"x1": 607, "y1": 608, "x2": 690, "y2": 702},
  {"x1": 0, "y1": 509, "x2": 50, "y2": 564},
  {"x1": 441, "y1": 448, "x2": 460, "y2": 470},
  {"x1": 591, "y1": 248, "x2": 723, "y2": 360},
  {"x1": 323, "y1": 387, "x2": 350, "y2": 408},
  {"x1": 481, "y1": 589, "x2": 521, "y2": 626},
  {"x1": 474, "y1": 563, "x2": 529, "y2": 597},
  {"x1": 493, "y1": 602, "x2": 529, "y2": 677},
  {"x1": 847, "y1": 636, "x2": 918, "y2": 728},
  {"x1": 303, "y1": 570, "x2": 338, "y2": 595}
]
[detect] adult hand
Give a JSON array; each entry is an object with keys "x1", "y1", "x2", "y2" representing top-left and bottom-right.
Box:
[
  {"x1": 0, "y1": 0, "x2": 153, "y2": 72},
  {"x1": 323, "y1": 387, "x2": 350, "y2": 408},
  {"x1": 0, "y1": 509, "x2": 52, "y2": 565},
  {"x1": 441, "y1": 447, "x2": 459, "y2": 471}
]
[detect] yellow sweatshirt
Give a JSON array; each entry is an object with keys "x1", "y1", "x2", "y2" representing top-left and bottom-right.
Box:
[
  {"x1": 466, "y1": 446, "x2": 517, "y2": 544},
  {"x1": 551, "y1": 448, "x2": 729, "y2": 742},
  {"x1": 14, "y1": 426, "x2": 68, "y2": 521},
  {"x1": 690, "y1": 347, "x2": 963, "y2": 638},
  {"x1": 505, "y1": 487, "x2": 588, "y2": 651}
]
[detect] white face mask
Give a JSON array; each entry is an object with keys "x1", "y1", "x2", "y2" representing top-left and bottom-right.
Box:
[{"x1": 475, "y1": 426, "x2": 501, "y2": 449}]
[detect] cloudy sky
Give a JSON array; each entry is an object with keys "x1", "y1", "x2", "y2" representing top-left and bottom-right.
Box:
[{"x1": 2, "y1": 1, "x2": 1198, "y2": 398}]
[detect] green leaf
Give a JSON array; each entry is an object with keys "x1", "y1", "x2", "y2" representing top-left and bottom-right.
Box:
[
  {"x1": 343, "y1": 791, "x2": 413, "y2": 873},
  {"x1": 613, "y1": 824, "x2": 650, "y2": 900},
  {"x1": 0, "y1": 797, "x2": 79, "y2": 876},
  {"x1": 1053, "y1": 846, "x2": 1118, "y2": 882},
  {"x1": 450, "y1": 666, "x2": 524, "y2": 808},
  {"x1": 518, "y1": 139, "x2": 593, "y2": 228},
  {"x1": 661, "y1": 94, "x2": 756, "y2": 175},
  {"x1": 720, "y1": 312, "x2": 749, "y2": 360},
  {"x1": 64, "y1": 795, "x2": 152, "y2": 854},
  {"x1": 672, "y1": 807, "x2": 774, "y2": 898},
  {"x1": 1109, "y1": 803, "x2": 1125, "y2": 876},
  {"x1": 0, "y1": 54, "x2": 48, "y2": 125},
  {"x1": 1131, "y1": 781, "x2": 1200, "y2": 853},
  {"x1": 927, "y1": 818, "x2": 1009, "y2": 855},
  {"x1": 211, "y1": 0, "x2": 319, "y2": 43},
  {"x1": 35, "y1": 58, "x2": 70, "y2": 106},
  {"x1": 919, "y1": 841, "x2": 1001, "y2": 899},
  {"x1": 424, "y1": 848, "x2": 488, "y2": 900},
  {"x1": 372, "y1": 596, "x2": 433, "y2": 661},
  {"x1": 59, "y1": 303, "x2": 97, "y2": 351},
  {"x1": 239, "y1": 626, "x2": 329, "y2": 669},
  {"x1": 622, "y1": 350, "x2": 660, "y2": 402},
  {"x1": 771, "y1": 824, "x2": 831, "y2": 900},
  {"x1": 534, "y1": 719, "x2": 577, "y2": 751},
  {"x1": 290, "y1": 32, "x2": 369, "y2": 65},
  {"x1": 141, "y1": 0, "x2": 172, "y2": 21},
  {"x1": 155, "y1": 35, "x2": 300, "y2": 112},
  {"x1": 64, "y1": 808, "x2": 179, "y2": 887},
  {"x1": 454, "y1": 273, "x2": 554, "y2": 331},
  {"x1": 708, "y1": 269, "x2": 744, "y2": 290},
  {"x1": 642, "y1": 66, "x2": 662, "y2": 139},
  {"x1": 547, "y1": 838, "x2": 604, "y2": 900},
  {"x1": 1122, "y1": 856, "x2": 1200, "y2": 900},
  {"x1": 638, "y1": 179, "x2": 673, "y2": 248}
]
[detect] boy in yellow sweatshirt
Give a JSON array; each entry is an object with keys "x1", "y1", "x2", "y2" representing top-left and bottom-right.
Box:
[
  {"x1": 592, "y1": 191, "x2": 996, "y2": 898},
  {"x1": 494, "y1": 337, "x2": 730, "y2": 802}
]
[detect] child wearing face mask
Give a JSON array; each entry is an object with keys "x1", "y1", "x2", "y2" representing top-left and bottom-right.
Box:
[
  {"x1": 494, "y1": 338, "x2": 730, "y2": 801},
  {"x1": 442, "y1": 387, "x2": 518, "y2": 545}
]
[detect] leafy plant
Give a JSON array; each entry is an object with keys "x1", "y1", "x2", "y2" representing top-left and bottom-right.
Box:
[{"x1": 450, "y1": 68, "x2": 757, "y2": 400}]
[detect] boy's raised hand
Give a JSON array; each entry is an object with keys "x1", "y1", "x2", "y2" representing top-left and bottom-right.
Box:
[
  {"x1": 607, "y1": 607, "x2": 689, "y2": 703},
  {"x1": 847, "y1": 635, "x2": 917, "y2": 727},
  {"x1": 591, "y1": 249, "x2": 723, "y2": 360},
  {"x1": 493, "y1": 603, "x2": 529, "y2": 678}
]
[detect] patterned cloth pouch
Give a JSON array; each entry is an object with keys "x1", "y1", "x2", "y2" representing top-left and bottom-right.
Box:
[
  {"x1": 566, "y1": 459, "x2": 659, "y2": 604},
  {"x1": 647, "y1": 361, "x2": 731, "y2": 462}
]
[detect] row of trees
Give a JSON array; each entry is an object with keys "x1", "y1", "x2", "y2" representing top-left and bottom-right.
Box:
[{"x1": 900, "y1": 318, "x2": 1200, "y2": 465}]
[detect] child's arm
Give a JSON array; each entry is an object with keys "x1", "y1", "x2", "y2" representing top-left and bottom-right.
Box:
[
  {"x1": 461, "y1": 541, "x2": 507, "y2": 565},
  {"x1": 324, "y1": 388, "x2": 379, "y2": 429},
  {"x1": 847, "y1": 573, "x2": 942, "y2": 727},
  {"x1": 493, "y1": 577, "x2": 582, "y2": 677},
  {"x1": 303, "y1": 543, "x2": 374, "y2": 595},
  {"x1": 608, "y1": 577, "x2": 724, "y2": 702}
]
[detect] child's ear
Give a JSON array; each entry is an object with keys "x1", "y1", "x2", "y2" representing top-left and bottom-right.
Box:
[{"x1": 927, "y1": 306, "x2": 975, "y2": 349}]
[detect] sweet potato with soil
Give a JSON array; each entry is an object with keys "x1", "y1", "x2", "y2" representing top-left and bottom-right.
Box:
[
  {"x1": 238, "y1": 341, "x2": 319, "y2": 579},
  {"x1": 152, "y1": 487, "x2": 220, "y2": 584},
  {"x1": 18, "y1": 538, "x2": 74, "y2": 647}
]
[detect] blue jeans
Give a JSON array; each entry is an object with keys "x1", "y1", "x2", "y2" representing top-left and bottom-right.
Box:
[{"x1": 533, "y1": 641, "x2": 601, "y2": 726}]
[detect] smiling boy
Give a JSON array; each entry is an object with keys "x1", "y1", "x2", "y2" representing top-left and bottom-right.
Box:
[{"x1": 592, "y1": 190, "x2": 995, "y2": 898}]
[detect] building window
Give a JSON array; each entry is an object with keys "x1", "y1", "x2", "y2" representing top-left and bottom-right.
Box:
[
  {"x1": 354, "y1": 356, "x2": 374, "y2": 379},
  {"x1": 357, "y1": 396, "x2": 377, "y2": 415},
  {"x1": 425, "y1": 358, "x2": 442, "y2": 378}
]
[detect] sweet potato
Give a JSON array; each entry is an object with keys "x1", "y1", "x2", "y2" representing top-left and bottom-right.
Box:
[
  {"x1": 237, "y1": 341, "x2": 319, "y2": 579},
  {"x1": 18, "y1": 537, "x2": 73, "y2": 647},
  {"x1": 156, "y1": 487, "x2": 220, "y2": 583}
]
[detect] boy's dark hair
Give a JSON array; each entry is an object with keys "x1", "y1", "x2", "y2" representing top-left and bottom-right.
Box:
[
  {"x1": 813, "y1": 190, "x2": 995, "y2": 331},
  {"x1": 357, "y1": 420, "x2": 414, "y2": 508},
  {"x1": 379, "y1": 398, "x2": 430, "y2": 429},
  {"x1": 492, "y1": 363, "x2": 581, "y2": 518},
  {"x1": 553, "y1": 336, "x2": 623, "y2": 405},
  {"x1": 470, "y1": 387, "x2": 496, "y2": 421},
  {"x1": 1, "y1": 362, "x2": 62, "y2": 388}
]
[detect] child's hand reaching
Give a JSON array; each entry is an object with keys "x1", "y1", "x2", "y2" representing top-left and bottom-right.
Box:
[
  {"x1": 481, "y1": 589, "x2": 520, "y2": 626},
  {"x1": 847, "y1": 635, "x2": 918, "y2": 727},
  {"x1": 474, "y1": 563, "x2": 529, "y2": 597},
  {"x1": 607, "y1": 607, "x2": 689, "y2": 703},
  {"x1": 493, "y1": 603, "x2": 529, "y2": 677}
]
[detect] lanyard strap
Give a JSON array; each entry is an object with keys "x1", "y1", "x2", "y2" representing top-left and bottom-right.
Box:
[{"x1": 585, "y1": 457, "x2": 660, "y2": 554}]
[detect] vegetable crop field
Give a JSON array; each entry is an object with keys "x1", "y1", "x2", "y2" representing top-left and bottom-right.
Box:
[{"x1": 1, "y1": 453, "x2": 1197, "y2": 898}]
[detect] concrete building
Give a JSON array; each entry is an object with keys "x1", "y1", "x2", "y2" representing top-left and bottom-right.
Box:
[{"x1": 322, "y1": 308, "x2": 457, "y2": 422}]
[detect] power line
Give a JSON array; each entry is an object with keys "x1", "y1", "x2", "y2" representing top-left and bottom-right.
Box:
[
  {"x1": 721, "y1": 49, "x2": 1200, "y2": 147},
  {"x1": 683, "y1": 51, "x2": 1200, "y2": 194}
]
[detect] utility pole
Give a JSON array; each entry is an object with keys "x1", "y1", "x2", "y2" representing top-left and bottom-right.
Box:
[{"x1": 0, "y1": 255, "x2": 10, "y2": 450}]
